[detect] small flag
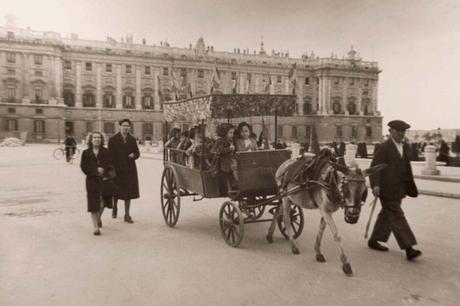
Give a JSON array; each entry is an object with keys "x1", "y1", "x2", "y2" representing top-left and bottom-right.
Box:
[
  {"x1": 210, "y1": 66, "x2": 221, "y2": 93},
  {"x1": 288, "y1": 63, "x2": 297, "y2": 94},
  {"x1": 231, "y1": 76, "x2": 238, "y2": 94},
  {"x1": 264, "y1": 73, "x2": 272, "y2": 94}
]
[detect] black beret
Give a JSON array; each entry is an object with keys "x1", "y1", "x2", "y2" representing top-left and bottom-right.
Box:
[{"x1": 388, "y1": 120, "x2": 410, "y2": 130}]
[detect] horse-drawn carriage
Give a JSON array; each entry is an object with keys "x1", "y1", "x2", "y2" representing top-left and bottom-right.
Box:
[
  {"x1": 160, "y1": 93, "x2": 384, "y2": 276},
  {"x1": 160, "y1": 93, "x2": 304, "y2": 247}
]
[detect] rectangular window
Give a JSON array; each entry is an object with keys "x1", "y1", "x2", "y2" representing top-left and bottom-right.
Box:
[
  {"x1": 7, "y1": 119, "x2": 18, "y2": 131},
  {"x1": 103, "y1": 94, "x2": 115, "y2": 108},
  {"x1": 64, "y1": 60, "x2": 71, "y2": 70},
  {"x1": 34, "y1": 120, "x2": 45, "y2": 133},
  {"x1": 335, "y1": 77, "x2": 340, "y2": 85},
  {"x1": 145, "y1": 66, "x2": 151, "y2": 75},
  {"x1": 366, "y1": 126, "x2": 372, "y2": 137},
  {"x1": 7, "y1": 69, "x2": 15, "y2": 74},
  {"x1": 34, "y1": 55, "x2": 43, "y2": 65},
  {"x1": 104, "y1": 122, "x2": 115, "y2": 134},
  {"x1": 180, "y1": 68, "x2": 186, "y2": 77},
  {"x1": 34, "y1": 88, "x2": 43, "y2": 102},
  {"x1": 7, "y1": 87, "x2": 15, "y2": 100},
  {"x1": 123, "y1": 95, "x2": 134, "y2": 108},
  {"x1": 351, "y1": 126, "x2": 358, "y2": 138},
  {"x1": 36, "y1": 108, "x2": 43, "y2": 114},
  {"x1": 7, "y1": 108, "x2": 15, "y2": 114},
  {"x1": 305, "y1": 126, "x2": 311, "y2": 140},
  {"x1": 336, "y1": 126, "x2": 343, "y2": 137},
  {"x1": 125, "y1": 65, "x2": 132, "y2": 74},
  {"x1": 198, "y1": 69, "x2": 204, "y2": 78},
  {"x1": 106, "y1": 63, "x2": 112, "y2": 73},
  {"x1": 291, "y1": 126, "x2": 297, "y2": 138},
  {"x1": 63, "y1": 91, "x2": 75, "y2": 106},
  {"x1": 34, "y1": 70, "x2": 43, "y2": 77},
  {"x1": 6, "y1": 52, "x2": 15, "y2": 63},
  {"x1": 142, "y1": 95, "x2": 153, "y2": 109},
  {"x1": 163, "y1": 67, "x2": 169, "y2": 76},
  {"x1": 85, "y1": 62, "x2": 92, "y2": 71},
  {"x1": 277, "y1": 75, "x2": 282, "y2": 83},
  {"x1": 305, "y1": 77, "x2": 310, "y2": 85},
  {"x1": 277, "y1": 125, "x2": 283, "y2": 137},
  {"x1": 231, "y1": 72, "x2": 237, "y2": 80}
]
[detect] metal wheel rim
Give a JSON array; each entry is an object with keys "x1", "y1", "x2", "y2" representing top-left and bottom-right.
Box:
[
  {"x1": 277, "y1": 204, "x2": 304, "y2": 239},
  {"x1": 53, "y1": 148, "x2": 64, "y2": 160},
  {"x1": 160, "y1": 167, "x2": 181, "y2": 227},
  {"x1": 219, "y1": 201, "x2": 244, "y2": 247}
]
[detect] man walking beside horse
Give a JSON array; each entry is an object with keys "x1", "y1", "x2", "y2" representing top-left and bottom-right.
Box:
[{"x1": 368, "y1": 120, "x2": 422, "y2": 261}]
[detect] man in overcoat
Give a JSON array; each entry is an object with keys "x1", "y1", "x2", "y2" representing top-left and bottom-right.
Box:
[
  {"x1": 108, "y1": 119, "x2": 140, "y2": 223},
  {"x1": 368, "y1": 120, "x2": 422, "y2": 261}
]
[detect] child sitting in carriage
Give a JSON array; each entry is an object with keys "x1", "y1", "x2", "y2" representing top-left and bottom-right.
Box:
[
  {"x1": 165, "y1": 128, "x2": 181, "y2": 162},
  {"x1": 186, "y1": 125, "x2": 213, "y2": 170},
  {"x1": 211, "y1": 123, "x2": 238, "y2": 195},
  {"x1": 234, "y1": 122, "x2": 258, "y2": 152}
]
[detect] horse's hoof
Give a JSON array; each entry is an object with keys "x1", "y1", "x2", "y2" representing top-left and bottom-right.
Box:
[
  {"x1": 342, "y1": 263, "x2": 353, "y2": 276},
  {"x1": 316, "y1": 254, "x2": 326, "y2": 262},
  {"x1": 292, "y1": 245, "x2": 300, "y2": 255},
  {"x1": 266, "y1": 235, "x2": 273, "y2": 243}
]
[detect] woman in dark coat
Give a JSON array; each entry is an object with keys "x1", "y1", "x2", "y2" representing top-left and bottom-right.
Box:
[
  {"x1": 80, "y1": 132, "x2": 115, "y2": 235},
  {"x1": 108, "y1": 119, "x2": 140, "y2": 223}
]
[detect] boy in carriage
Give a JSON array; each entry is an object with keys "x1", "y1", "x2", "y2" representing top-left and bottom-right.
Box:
[{"x1": 211, "y1": 123, "x2": 238, "y2": 195}]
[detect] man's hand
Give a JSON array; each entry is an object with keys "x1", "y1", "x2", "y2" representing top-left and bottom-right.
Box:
[
  {"x1": 128, "y1": 153, "x2": 135, "y2": 158},
  {"x1": 372, "y1": 186, "x2": 380, "y2": 197},
  {"x1": 97, "y1": 167, "x2": 104, "y2": 176}
]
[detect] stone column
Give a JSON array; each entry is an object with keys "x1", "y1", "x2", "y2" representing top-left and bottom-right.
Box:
[
  {"x1": 254, "y1": 73, "x2": 260, "y2": 94},
  {"x1": 358, "y1": 82, "x2": 363, "y2": 115},
  {"x1": 284, "y1": 76, "x2": 289, "y2": 94},
  {"x1": 54, "y1": 56, "x2": 62, "y2": 101},
  {"x1": 239, "y1": 74, "x2": 244, "y2": 94},
  {"x1": 135, "y1": 66, "x2": 142, "y2": 110},
  {"x1": 297, "y1": 77, "x2": 304, "y2": 115},
  {"x1": 269, "y1": 75, "x2": 275, "y2": 95},
  {"x1": 75, "y1": 62, "x2": 82, "y2": 107},
  {"x1": 96, "y1": 63, "x2": 102, "y2": 108},
  {"x1": 154, "y1": 68, "x2": 161, "y2": 111},
  {"x1": 372, "y1": 80, "x2": 378, "y2": 114},
  {"x1": 116, "y1": 65, "x2": 122, "y2": 109},
  {"x1": 325, "y1": 77, "x2": 331, "y2": 115},
  {"x1": 342, "y1": 81, "x2": 348, "y2": 115},
  {"x1": 422, "y1": 145, "x2": 440, "y2": 175}
]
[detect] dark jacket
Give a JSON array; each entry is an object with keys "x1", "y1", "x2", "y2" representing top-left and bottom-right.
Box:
[
  {"x1": 211, "y1": 137, "x2": 234, "y2": 172},
  {"x1": 370, "y1": 139, "x2": 418, "y2": 200},
  {"x1": 80, "y1": 147, "x2": 114, "y2": 212},
  {"x1": 108, "y1": 133, "x2": 140, "y2": 200}
]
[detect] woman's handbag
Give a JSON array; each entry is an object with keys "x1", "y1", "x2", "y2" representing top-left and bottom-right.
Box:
[{"x1": 101, "y1": 177, "x2": 118, "y2": 196}]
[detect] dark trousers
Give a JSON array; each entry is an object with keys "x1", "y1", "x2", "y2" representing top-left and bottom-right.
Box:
[{"x1": 370, "y1": 198, "x2": 417, "y2": 249}]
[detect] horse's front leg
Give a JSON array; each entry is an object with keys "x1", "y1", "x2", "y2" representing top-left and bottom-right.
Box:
[
  {"x1": 319, "y1": 209, "x2": 353, "y2": 276},
  {"x1": 266, "y1": 203, "x2": 282, "y2": 243},
  {"x1": 283, "y1": 197, "x2": 300, "y2": 255},
  {"x1": 314, "y1": 217, "x2": 327, "y2": 262}
]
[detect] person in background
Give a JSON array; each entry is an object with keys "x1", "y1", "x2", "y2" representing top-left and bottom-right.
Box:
[
  {"x1": 80, "y1": 132, "x2": 114, "y2": 235},
  {"x1": 368, "y1": 120, "x2": 422, "y2": 261},
  {"x1": 108, "y1": 119, "x2": 140, "y2": 223},
  {"x1": 64, "y1": 134, "x2": 77, "y2": 163},
  {"x1": 234, "y1": 122, "x2": 258, "y2": 152}
]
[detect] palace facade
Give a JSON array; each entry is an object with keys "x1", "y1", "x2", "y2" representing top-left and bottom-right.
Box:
[{"x1": 0, "y1": 24, "x2": 382, "y2": 144}]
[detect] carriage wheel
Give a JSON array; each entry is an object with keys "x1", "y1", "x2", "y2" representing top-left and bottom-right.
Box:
[
  {"x1": 277, "y1": 203, "x2": 304, "y2": 239},
  {"x1": 160, "y1": 167, "x2": 181, "y2": 227},
  {"x1": 219, "y1": 201, "x2": 244, "y2": 247},
  {"x1": 53, "y1": 148, "x2": 64, "y2": 160}
]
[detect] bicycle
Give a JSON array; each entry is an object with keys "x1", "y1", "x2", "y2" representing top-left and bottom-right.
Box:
[{"x1": 53, "y1": 145, "x2": 80, "y2": 162}]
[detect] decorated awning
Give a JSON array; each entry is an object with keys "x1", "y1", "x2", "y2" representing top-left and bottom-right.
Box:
[{"x1": 163, "y1": 94, "x2": 297, "y2": 122}]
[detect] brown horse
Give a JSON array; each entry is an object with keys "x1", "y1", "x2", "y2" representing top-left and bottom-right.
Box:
[{"x1": 267, "y1": 153, "x2": 385, "y2": 276}]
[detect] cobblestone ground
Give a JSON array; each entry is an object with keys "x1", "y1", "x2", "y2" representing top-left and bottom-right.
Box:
[{"x1": 1, "y1": 145, "x2": 459, "y2": 306}]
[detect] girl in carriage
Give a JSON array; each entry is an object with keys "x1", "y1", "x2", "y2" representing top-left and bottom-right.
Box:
[
  {"x1": 164, "y1": 128, "x2": 181, "y2": 162},
  {"x1": 235, "y1": 122, "x2": 258, "y2": 152},
  {"x1": 186, "y1": 125, "x2": 213, "y2": 169},
  {"x1": 211, "y1": 123, "x2": 238, "y2": 194}
]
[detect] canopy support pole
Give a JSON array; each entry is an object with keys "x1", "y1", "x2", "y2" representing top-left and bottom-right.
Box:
[{"x1": 274, "y1": 110, "x2": 278, "y2": 145}]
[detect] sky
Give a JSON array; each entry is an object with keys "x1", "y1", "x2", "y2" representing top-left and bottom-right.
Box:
[{"x1": 3, "y1": 0, "x2": 460, "y2": 130}]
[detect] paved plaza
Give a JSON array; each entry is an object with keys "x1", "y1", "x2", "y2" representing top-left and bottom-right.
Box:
[{"x1": 1, "y1": 145, "x2": 460, "y2": 306}]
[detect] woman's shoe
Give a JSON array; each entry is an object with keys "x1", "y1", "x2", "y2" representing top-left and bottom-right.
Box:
[
  {"x1": 124, "y1": 215, "x2": 134, "y2": 223},
  {"x1": 93, "y1": 229, "x2": 101, "y2": 236}
]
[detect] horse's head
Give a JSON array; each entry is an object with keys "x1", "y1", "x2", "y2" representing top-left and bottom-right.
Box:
[{"x1": 331, "y1": 162, "x2": 386, "y2": 224}]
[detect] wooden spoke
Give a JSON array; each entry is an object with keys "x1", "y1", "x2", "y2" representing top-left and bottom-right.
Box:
[
  {"x1": 219, "y1": 201, "x2": 244, "y2": 247},
  {"x1": 160, "y1": 167, "x2": 181, "y2": 227},
  {"x1": 277, "y1": 203, "x2": 305, "y2": 239}
]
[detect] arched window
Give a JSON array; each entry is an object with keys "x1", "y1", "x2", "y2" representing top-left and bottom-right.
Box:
[
  {"x1": 347, "y1": 97, "x2": 357, "y2": 115},
  {"x1": 142, "y1": 94, "x2": 153, "y2": 109},
  {"x1": 123, "y1": 92, "x2": 135, "y2": 109},
  {"x1": 63, "y1": 90, "x2": 75, "y2": 106},
  {"x1": 303, "y1": 96, "x2": 312, "y2": 114},
  {"x1": 362, "y1": 98, "x2": 371, "y2": 115},
  {"x1": 6, "y1": 119, "x2": 18, "y2": 131},
  {"x1": 82, "y1": 91, "x2": 95, "y2": 107},
  {"x1": 332, "y1": 97, "x2": 342, "y2": 114},
  {"x1": 104, "y1": 122, "x2": 115, "y2": 135},
  {"x1": 103, "y1": 92, "x2": 115, "y2": 108},
  {"x1": 366, "y1": 126, "x2": 372, "y2": 137}
]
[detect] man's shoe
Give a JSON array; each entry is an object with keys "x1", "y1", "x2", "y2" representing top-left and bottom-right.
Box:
[
  {"x1": 93, "y1": 229, "x2": 101, "y2": 236},
  {"x1": 406, "y1": 248, "x2": 422, "y2": 261},
  {"x1": 368, "y1": 240, "x2": 389, "y2": 251}
]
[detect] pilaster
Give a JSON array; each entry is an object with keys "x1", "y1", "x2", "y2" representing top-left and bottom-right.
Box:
[
  {"x1": 116, "y1": 65, "x2": 122, "y2": 109},
  {"x1": 96, "y1": 63, "x2": 102, "y2": 108},
  {"x1": 75, "y1": 62, "x2": 82, "y2": 107},
  {"x1": 135, "y1": 67, "x2": 142, "y2": 110},
  {"x1": 154, "y1": 68, "x2": 160, "y2": 110}
]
